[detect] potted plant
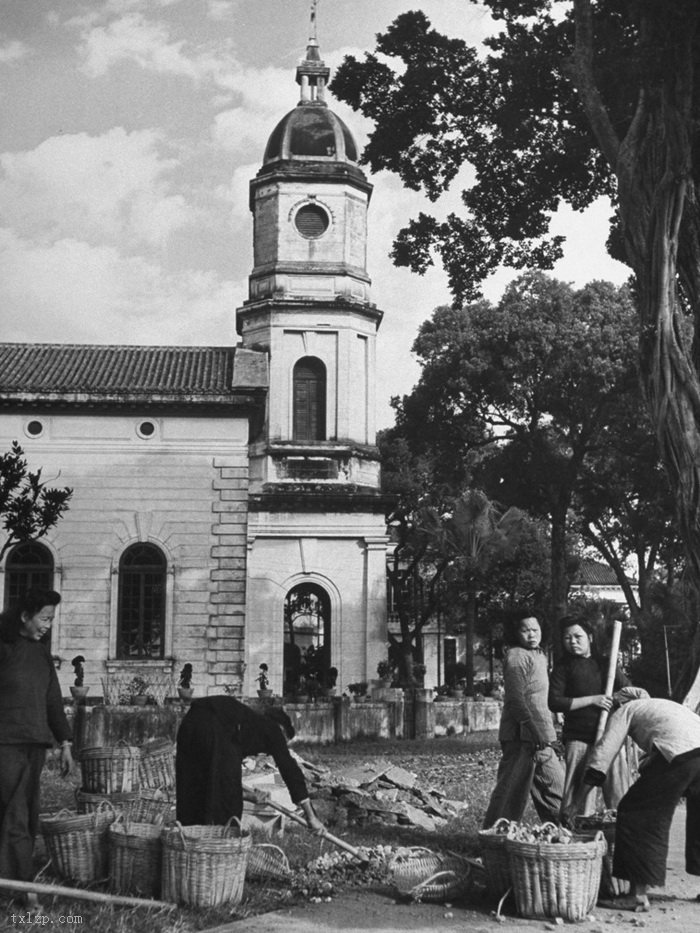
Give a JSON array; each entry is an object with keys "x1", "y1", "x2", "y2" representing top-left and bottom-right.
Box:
[
  {"x1": 129, "y1": 675, "x2": 151, "y2": 706},
  {"x1": 347, "y1": 681, "x2": 368, "y2": 701},
  {"x1": 256, "y1": 663, "x2": 273, "y2": 699},
  {"x1": 178, "y1": 663, "x2": 194, "y2": 702},
  {"x1": 69, "y1": 655, "x2": 89, "y2": 702},
  {"x1": 377, "y1": 659, "x2": 393, "y2": 685}
]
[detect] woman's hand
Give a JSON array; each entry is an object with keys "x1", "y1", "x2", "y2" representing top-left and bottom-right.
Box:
[
  {"x1": 59, "y1": 744, "x2": 73, "y2": 778},
  {"x1": 299, "y1": 798, "x2": 325, "y2": 836},
  {"x1": 591, "y1": 694, "x2": 613, "y2": 710}
]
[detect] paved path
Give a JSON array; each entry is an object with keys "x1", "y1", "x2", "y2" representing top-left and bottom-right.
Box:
[{"x1": 210, "y1": 808, "x2": 699, "y2": 933}]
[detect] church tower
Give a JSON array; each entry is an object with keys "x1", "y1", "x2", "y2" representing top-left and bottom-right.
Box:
[{"x1": 238, "y1": 15, "x2": 388, "y2": 697}]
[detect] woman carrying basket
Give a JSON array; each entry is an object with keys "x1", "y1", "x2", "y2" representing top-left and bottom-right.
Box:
[
  {"x1": 0, "y1": 589, "x2": 73, "y2": 899},
  {"x1": 176, "y1": 695, "x2": 324, "y2": 834}
]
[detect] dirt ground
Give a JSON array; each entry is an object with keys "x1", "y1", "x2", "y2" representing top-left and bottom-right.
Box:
[{"x1": 228, "y1": 809, "x2": 700, "y2": 933}]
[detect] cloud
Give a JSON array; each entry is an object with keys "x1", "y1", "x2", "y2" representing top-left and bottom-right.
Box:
[
  {"x1": 0, "y1": 229, "x2": 243, "y2": 346},
  {"x1": 0, "y1": 127, "x2": 191, "y2": 249},
  {"x1": 0, "y1": 39, "x2": 30, "y2": 64}
]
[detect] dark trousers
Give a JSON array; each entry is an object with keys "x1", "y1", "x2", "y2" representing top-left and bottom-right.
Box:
[
  {"x1": 482, "y1": 740, "x2": 564, "y2": 828},
  {"x1": 175, "y1": 705, "x2": 243, "y2": 825},
  {"x1": 0, "y1": 745, "x2": 45, "y2": 881},
  {"x1": 613, "y1": 751, "x2": 700, "y2": 887}
]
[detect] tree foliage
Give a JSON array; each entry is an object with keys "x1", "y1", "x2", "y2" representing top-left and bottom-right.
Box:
[
  {"x1": 0, "y1": 442, "x2": 73, "y2": 562},
  {"x1": 333, "y1": 0, "x2": 700, "y2": 692}
]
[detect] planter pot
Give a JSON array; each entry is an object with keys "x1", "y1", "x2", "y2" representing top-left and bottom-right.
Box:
[
  {"x1": 257, "y1": 689, "x2": 273, "y2": 699},
  {"x1": 70, "y1": 685, "x2": 89, "y2": 703},
  {"x1": 132, "y1": 695, "x2": 148, "y2": 706},
  {"x1": 178, "y1": 687, "x2": 194, "y2": 702}
]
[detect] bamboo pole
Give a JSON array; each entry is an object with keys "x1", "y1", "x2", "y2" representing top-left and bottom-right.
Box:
[
  {"x1": 0, "y1": 877, "x2": 174, "y2": 910},
  {"x1": 594, "y1": 619, "x2": 623, "y2": 742}
]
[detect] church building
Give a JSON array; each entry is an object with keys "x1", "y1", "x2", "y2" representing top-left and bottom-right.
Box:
[{"x1": 0, "y1": 34, "x2": 389, "y2": 699}]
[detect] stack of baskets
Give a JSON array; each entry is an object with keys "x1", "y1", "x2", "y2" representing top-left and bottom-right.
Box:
[
  {"x1": 139, "y1": 738, "x2": 176, "y2": 791},
  {"x1": 505, "y1": 830, "x2": 607, "y2": 921},
  {"x1": 161, "y1": 819, "x2": 252, "y2": 908},
  {"x1": 388, "y1": 847, "x2": 472, "y2": 903},
  {"x1": 575, "y1": 813, "x2": 630, "y2": 897}
]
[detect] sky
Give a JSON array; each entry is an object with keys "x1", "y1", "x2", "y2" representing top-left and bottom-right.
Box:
[{"x1": 0, "y1": 0, "x2": 630, "y2": 428}]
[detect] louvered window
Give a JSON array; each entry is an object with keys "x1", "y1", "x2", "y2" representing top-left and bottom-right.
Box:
[
  {"x1": 294, "y1": 204, "x2": 329, "y2": 239},
  {"x1": 293, "y1": 357, "x2": 326, "y2": 441},
  {"x1": 117, "y1": 544, "x2": 166, "y2": 659}
]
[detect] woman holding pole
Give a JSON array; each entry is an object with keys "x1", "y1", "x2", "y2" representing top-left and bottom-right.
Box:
[{"x1": 548, "y1": 614, "x2": 634, "y2": 818}]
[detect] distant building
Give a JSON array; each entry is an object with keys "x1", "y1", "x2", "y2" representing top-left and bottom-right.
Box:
[
  {"x1": 569, "y1": 558, "x2": 638, "y2": 605},
  {"x1": 0, "y1": 32, "x2": 390, "y2": 698}
]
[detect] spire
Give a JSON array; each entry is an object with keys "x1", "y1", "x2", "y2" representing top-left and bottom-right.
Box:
[{"x1": 296, "y1": 0, "x2": 330, "y2": 105}]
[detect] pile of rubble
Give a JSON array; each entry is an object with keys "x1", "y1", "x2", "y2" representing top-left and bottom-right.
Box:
[{"x1": 250, "y1": 755, "x2": 468, "y2": 832}]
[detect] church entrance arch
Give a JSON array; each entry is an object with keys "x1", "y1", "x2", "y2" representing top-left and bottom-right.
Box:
[{"x1": 283, "y1": 582, "x2": 334, "y2": 698}]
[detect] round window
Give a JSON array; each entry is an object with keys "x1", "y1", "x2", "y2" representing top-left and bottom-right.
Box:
[
  {"x1": 26, "y1": 420, "x2": 44, "y2": 438},
  {"x1": 137, "y1": 420, "x2": 156, "y2": 439},
  {"x1": 294, "y1": 203, "x2": 329, "y2": 239}
]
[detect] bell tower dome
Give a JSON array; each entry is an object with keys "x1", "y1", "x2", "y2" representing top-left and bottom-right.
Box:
[{"x1": 237, "y1": 15, "x2": 383, "y2": 494}]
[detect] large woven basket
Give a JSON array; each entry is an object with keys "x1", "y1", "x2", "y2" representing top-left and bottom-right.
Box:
[
  {"x1": 138, "y1": 739, "x2": 175, "y2": 790},
  {"x1": 125, "y1": 789, "x2": 176, "y2": 826},
  {"x1": 75, "y1": 788, "x2": 140, "y2": 814},
  {"x1": 389, "y1": 847, "x2": 472, "y2": 903},
  {"x1": 574, "y1": 815, "x2": 630, "y2": 897},
  {"x1": 40, "y1": 803, "x2": 117, "y2": 883},
  {"x1": 506, "y1": 831, "x2": 607, "y2": 922},
  {"x1": 478, "y1": 818, "x2": 513, "y2": 899},
  {"x1": 109, "y1": 818, "x2": 162, "y2": 898},
  {"x1": 161, "y1": 819, "x2": 251, "y2": 908},
  {"x1": 80, "y1": 744, "x2": 141, "y2": 794},
  {"x1": 246, "y1": 844, "x2": 292, "y2": 882}
]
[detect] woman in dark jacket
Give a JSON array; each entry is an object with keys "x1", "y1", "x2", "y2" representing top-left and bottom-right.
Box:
[
  {"x1": 548, "y1": 614, "x2": 633, "y2": 817},
  {"x1": 0, "y1": 588, "x2": 73, "y2": 885},
  {"x1": 176, "y1": 694, "x2": 324, "y2": 833}
]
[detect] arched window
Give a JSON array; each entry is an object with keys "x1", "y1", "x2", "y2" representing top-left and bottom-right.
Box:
[
  {"x1": 283, "y1": 582, "x2": 332, "y2": 696},
  {"x1": 293, "y1": 357, "x2": 326, "y2": 441},
  {"x1": 4, "y1": 542, "x2": 54, "y2": 610},
  {"x1": 117, "y1": 544, "x2": 166, "y2": 659}
]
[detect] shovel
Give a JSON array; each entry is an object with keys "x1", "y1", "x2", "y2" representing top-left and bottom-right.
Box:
[{"x1": 243, "y1": 786, "x2": 369, "y2": 865}]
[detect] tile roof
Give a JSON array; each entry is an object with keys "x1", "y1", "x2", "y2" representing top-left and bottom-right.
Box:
[
  {"x1": 571, "y1": 558, "x2": 636, "y2": 587},
  {"x1": 0, "y1": 343, "x2": 267, "y2": 405}
]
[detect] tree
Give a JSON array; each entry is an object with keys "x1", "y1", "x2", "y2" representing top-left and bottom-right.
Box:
[
  {"x1": 393, "y1": 272, "x2": 640, "y2": 621},
  {"x1": 332, "y1": 2, "x2": 700, "y2": 690},
  {"x1": 0, "y1": 442, "x2": 72, "y2": 562}
]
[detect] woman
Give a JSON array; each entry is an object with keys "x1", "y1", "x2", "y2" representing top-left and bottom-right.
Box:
[
  {"x1": 0, "y1": 588, "x2": 73, "y2": 886},
  {"x1": 176, "y1": 694, "x2": 324, "y2": 834},
  {"x1": 548, "y1": 614, "x2": 633, "y2": 817},
  {"x1": 482, "y1": 613, "x2": 564, "y2": 828}
]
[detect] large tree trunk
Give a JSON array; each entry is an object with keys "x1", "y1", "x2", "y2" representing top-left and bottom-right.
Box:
[{"x1": 571, "y1": 0, "x2": 700, "y2": 695}]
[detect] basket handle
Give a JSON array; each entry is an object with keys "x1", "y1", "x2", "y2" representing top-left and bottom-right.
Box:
[
  {"x1": 250, "y1": 843, "x2": 290, "y2": 867},
  {"x1": 491, "y1": 817, "x2": 512, "y2": 833},
  {"x1": 223, "y1": 815, "x2": 244, "y2": 836},
  {"x1": 409, "y1": 870, "x2": 458, "y2": 899},
  {"x1": 93, "y1": 799, "x2": 118, "y2": 823}
]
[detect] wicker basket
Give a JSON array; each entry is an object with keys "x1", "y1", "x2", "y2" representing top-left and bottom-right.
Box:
[
  {"x1": 388, "y1": 847, "x2": 472, "y2": 903},
  {"x1": 246, "y1": 844, "x2": 292, "y2": 882},
  {"x1": 478, "y1": 818, "x2": 513, "y2": 899},
  {"x1": 80, "y1": 743, "x2": 141, "y2": 794},
  {"x1": 506, "y1": 831, "x2": 607, "y2": 921},
  {"x1": 125, "y1": 789, "x2": 176, "y2": 826},
  {"x1": 138, "y1": 739, "x2": 175, "y2": 790},
  {"x1": 574, "y1": 815, "x2": 630, "y2": 898},
  {"x1": 75, "y1": 788, "x2": 141, "y2": 814},
  {"x1": 109, "y1": 818, "x2": 162, "y2": 898},
  {"x1": 40, "y1": 803, "x2": 117, "y2": 883},
  {"x1": 161, "y1": 819, "x2": 251, "y2": 908}
]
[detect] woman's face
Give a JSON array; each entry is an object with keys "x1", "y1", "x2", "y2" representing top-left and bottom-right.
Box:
[
  {"x1": 516, "y1": 617, "x2": 541, "y2": 650},
  {"x1": 20, "y1": 604, "x2": 55, "y2": 641},
  {"x1": 562, "y1": 624, "x2": 591, "y2": 658}
]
